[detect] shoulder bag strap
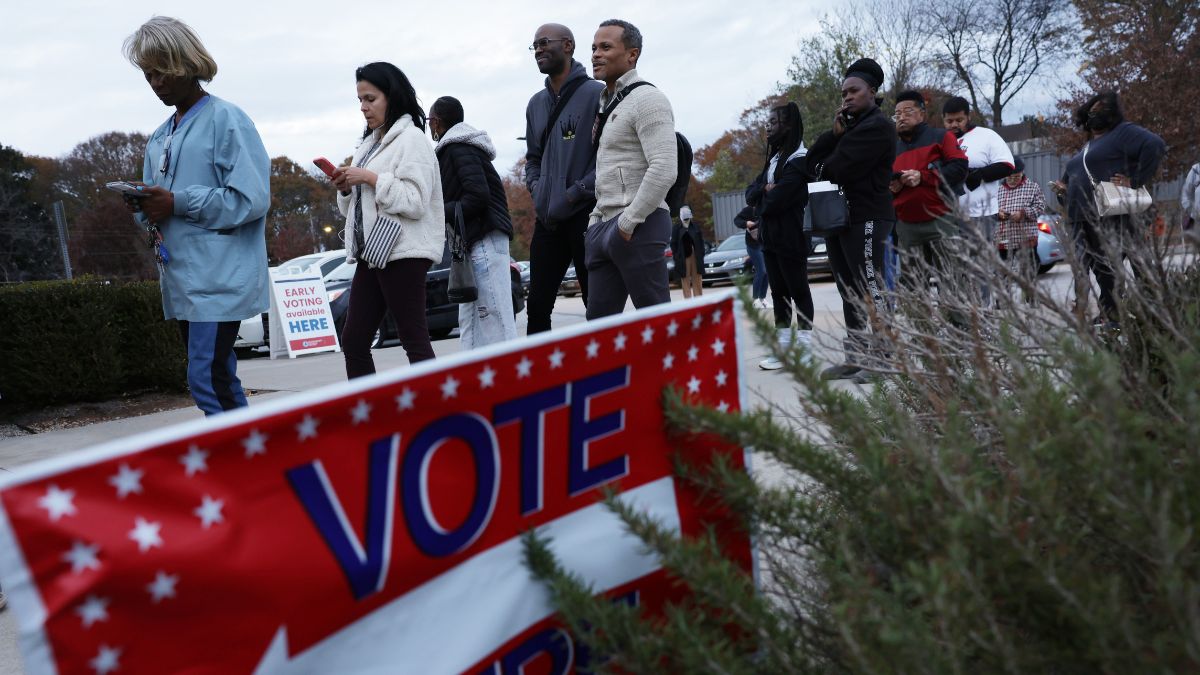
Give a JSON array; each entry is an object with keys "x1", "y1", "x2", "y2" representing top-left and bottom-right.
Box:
[
  {"x1": 1082, "y1": 142, "x2": 1097, "y2": 185},
  {"x1": 539, "y1": 77, "x2": 588, "y2": 151},
  {"x1": 591, "y1": 81, "x2": 654, "y2": 153}
]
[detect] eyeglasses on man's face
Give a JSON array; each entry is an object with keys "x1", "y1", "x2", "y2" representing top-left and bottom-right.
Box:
[
  {"x1": 529, "y1": 38, "x2": 568, "y2": 51},
  {"x1": 892, "y1": 106, "x2": 923, "y2": 121}
]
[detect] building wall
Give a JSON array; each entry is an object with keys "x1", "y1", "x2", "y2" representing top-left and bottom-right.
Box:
[{"x1": 711, "y1": 191, "x2": 744, "y2": 243}]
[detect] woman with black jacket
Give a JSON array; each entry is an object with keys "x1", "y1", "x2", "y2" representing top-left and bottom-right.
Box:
[
  {"x1": 428, "y1": 96, "x2": 517, "y2": 349},
  {"x1": 746, "y1": 101, "x2": 813, "y2": 370},
  {"x1": 805, "y1": 58, "x2": 897, "y2": 381}
]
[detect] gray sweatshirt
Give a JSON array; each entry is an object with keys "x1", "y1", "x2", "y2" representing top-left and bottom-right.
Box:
[
  {"x1": 589, "y1": 68, "x2": 678, "y2": 234},
  {"x1": 524, "y1": 60, "x2": 605, "y2": 228}
]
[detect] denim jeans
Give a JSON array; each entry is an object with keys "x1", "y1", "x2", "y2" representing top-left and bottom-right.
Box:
[
  {"x1": 459, "y1": 230, "x2": 518, "y2": 350},
  {"x1": 746, "y1": 243, "x2": 768, "y2": 300}
]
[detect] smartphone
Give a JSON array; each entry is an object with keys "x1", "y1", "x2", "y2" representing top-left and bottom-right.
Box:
[
  {"x1": 313, "y1": 157, "x2": 338, "y2": 178},
  {"x1": 105, "y1": 181, "x2": 146, "y2": 197}
]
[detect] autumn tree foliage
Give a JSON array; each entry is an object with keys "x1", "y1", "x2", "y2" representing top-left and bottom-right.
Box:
[
  {"x1": 1059, "y1": 0, "x2": 1200, "y2": 176},
  {"x1": 266, "y1": 156, "x2": 341, "y2": 264},
  {"x1": 502, "y1": 159, "x2": 535, "y2": 261}
]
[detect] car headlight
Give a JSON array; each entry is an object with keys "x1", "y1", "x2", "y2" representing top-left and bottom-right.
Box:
[{"x1": 813, "y1": 243, "x2": 827, "y2": 254}]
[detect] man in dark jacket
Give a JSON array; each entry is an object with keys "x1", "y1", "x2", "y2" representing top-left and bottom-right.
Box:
[
  {"x1": 524, "y1": 23, "x2": 605, "y2": 333},
  {"x1": 890, "y1": 89, "x2": 968, "y2": 294},
  {"x1": 805, "y1": 57, "x2": 897, "y2": 382},
  {"x1": 430, "y1": 96, "x2": 517, "y2": 349}
]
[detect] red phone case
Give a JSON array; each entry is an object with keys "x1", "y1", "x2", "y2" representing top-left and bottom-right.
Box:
[{"x1": 313, "y1": 157, "x2": 337, "y2": 178}]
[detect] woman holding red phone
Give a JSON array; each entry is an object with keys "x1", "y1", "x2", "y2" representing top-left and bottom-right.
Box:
[{"x1": 332, "y1": 62, "x2": 446, "y2": 378}]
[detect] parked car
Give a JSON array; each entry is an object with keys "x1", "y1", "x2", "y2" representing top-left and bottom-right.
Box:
[
  {"x1": 512, "y1": 259, "x2": 530, "y2": 296},
  {"x1": 807, "y1": 235, "x2": 832, "y2": 279},
  {"x1": 327, "y1": 246, "x2": 526, "y2": 344},
  {"x1": 558, "y1": 265, "x2": 580, "y2": 297},
  {"x1": 701, "y1": 236, "x2": 754, "y2": 286},
  {"x1": 1034, "y1": 214, "x2": 1065, "y2": 274},
  {"x1": 235, "y1": 252, "x2": 347, "y2": 353}
]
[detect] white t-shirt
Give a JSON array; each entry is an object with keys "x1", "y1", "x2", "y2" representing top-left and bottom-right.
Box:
[{"x1": 956, "y1": 126, "x2": 1015, "y2": 218}]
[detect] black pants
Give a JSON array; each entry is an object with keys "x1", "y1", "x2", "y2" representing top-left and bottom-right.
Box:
[
  {"x1": 827, "y1": 219, "x2": 894, "y2": 340},
  {"x1": 1075, "y1": 215, "x2": 1143, "y2": 317},
  {"x1": 526, "y1": 213, "x2": 589, "y2": 334},
  {"x1": 342, "y1": 257, "x2": 435, "y2": 379},
  {"x1": 762, "y1": 249, "x2": 813, "y2": 330}
]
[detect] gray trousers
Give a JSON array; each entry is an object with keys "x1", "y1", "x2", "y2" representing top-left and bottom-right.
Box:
[
  {"x1": 584, "y1": 208, "x2": 672, "y2": 320},
  {"x1": 961, "y1": 214, "x2": 998, "y2": 304}
]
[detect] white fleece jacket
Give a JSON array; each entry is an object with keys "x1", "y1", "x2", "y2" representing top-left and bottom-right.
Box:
[{"x1": 337, "y1": 115, "x2": 446, "y2": 266}]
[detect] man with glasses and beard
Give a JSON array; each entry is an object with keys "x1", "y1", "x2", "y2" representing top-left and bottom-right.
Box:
[{"x1": 524, "y1": 23, "x2": 605, "y2": 333}]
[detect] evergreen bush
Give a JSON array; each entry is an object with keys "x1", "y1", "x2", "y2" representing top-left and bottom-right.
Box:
[
  {"x1": 0, "y1": 278, "x2": 186, "y2": 408},
  {"x1": 524, "y1": 230, "x2": 1200, "y2": 673}
]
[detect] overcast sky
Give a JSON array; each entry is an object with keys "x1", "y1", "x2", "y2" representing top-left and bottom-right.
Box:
[{"x1": 1, "y1": 0, "x2": 843, "y2": 176}]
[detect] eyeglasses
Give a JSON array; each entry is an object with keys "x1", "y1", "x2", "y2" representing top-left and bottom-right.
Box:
[
  {"x1": 528, "y1": 38, "x2": 568, "y2": 51},
  {"x1": 158, "y1": 131, "x2": 174, "y2": 175},
  {"x1": 892, "y1": 107, "x2": 923, "y2": 120}
]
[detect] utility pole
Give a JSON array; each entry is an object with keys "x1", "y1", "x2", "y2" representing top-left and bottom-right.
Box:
[{"x1": 52, "y1": 200, "x2": 72, "y2": 280}]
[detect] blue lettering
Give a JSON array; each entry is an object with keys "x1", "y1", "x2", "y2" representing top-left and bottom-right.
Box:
[
  {"x1": 493, "y1": 385, "x2": 569, "y2": 517},
  {"x1": 568, "y1": 367, "x2": 630, "y2": 496},
  {"x1": 402, "y1": 413, "x2": 500, "y2": 557},
  {"x1": 500, "y1": 628, "x2": 573, "y2": 675},
  {"x1": 286, "y1": 435, "x2": 399, "y2": 600}
]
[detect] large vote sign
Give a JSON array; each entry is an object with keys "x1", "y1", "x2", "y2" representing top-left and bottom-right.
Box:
[{"x1": 0, "y1": 294, "x2": 752, "y2": 674}]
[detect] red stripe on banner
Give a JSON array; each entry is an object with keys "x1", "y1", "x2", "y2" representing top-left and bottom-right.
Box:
[
  {"x1": 0, "y1": 294, "x2": 752, "y2": 674},
  {"x1": 288, "y1": 335, "x2": 336, "y2": 351}
]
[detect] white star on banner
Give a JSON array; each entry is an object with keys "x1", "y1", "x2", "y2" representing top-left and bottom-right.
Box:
[
  {"x1": 691, "y1": 314, "x2": 703, "y2": 330},
  {"x1": 712, "y1": 338, "x2": 727, "y2": 356},
  {"x1": 478, "y1": 365, "x2": 497, "y2": 389},
  {"x1": 715, "y1": 370, "x2": 729, "y2": 387},
  {"x1": 129, "y1": 517, "x2": 163, "y2": 553},
  {"x1": 687, "y1": 345, "x2": 700, "y2": 362},
  {"x1": 146, "y1": 571, "x2": 178, "y2": 604},
  {"x1": 586, "y1": 340, "x2": 600, "y2": 359},
  {"x1": 396, "y1": 388, "x2": 416, "y2": 411},
  {"x1": 666, "y1": 320, "x2": 679, "y2": 337},
  {"x1": 516, "y1": 357, "x2": 533, "y2": 379},
  {"x1": 350, "y1": 399, "x2": 372, "y2": 425},
  {"x1": 712, "y1": 308, "x2": 724, "y2": 325},
  {"x1": 242, "y1": 429, "x2": 268, "y2": 458},
  {"x1": 90, "y1": 645, "x2": 121, "y2": 675},
  {"x1": 641, "y1": 325, "x2": 655, "y2": 344},
  {"x1": 716, "y1": 401, "x2": 731, "y2": 413},
  {"x1": 296, "y1": 415, "x2": 320, "y2": 441},
  {"x1": 441, "y1": 375, "x2": 460, "y2": 399},
  {"x1": 662, "y1": 353, "x2": 676, "y2": 370},
  {"x1": 63, "y1": 540, "x2": 101, "y2": 574},
  {"x1": 108, "y1": 464, "x2": 143, "y2": 499},
  {"x1": 38, "y1": 484, "x2": 77, "y2": 522},
  {"x1": 613, "y1": 332, "x2": 628, "y2": 351},
  {"x1": 179, "y1": 446, "x2": 209, "y2": 477},
  {"x1": 75, "y1": 595, "x2": 110, "y2": 629},
  {"x1": 548, "y1": 349, "x2": 565, "y2": 369},
  {"x1": 687, "y1": 377, "x2": 702, "y2": 394},
  {"x1": 194, "y1": 496, "x2": 224, "y2": 529}
]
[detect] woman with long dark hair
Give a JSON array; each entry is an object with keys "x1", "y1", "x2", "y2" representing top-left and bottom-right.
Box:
[
  {"x1": 1050, "y1": 91, "x2": 1165, "y2": 326},
  {"x1": 805, "y1": 58, "x2": 897, "y2": 381},
  {"x1": 746, "y1": 101, "x2": 813, "y2": 370},
  {"x1": 333, "y1": 62, "x2": 446, "y2": 377}
]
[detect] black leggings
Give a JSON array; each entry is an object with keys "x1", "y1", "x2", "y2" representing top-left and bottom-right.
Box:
[
  {"x1": 342, "y1": 257, "x2": 435, "y2": 378},
  {"x1": 762, "y1": 249, "x2": 813, "y2": 330},
  {"x1": 526, "y1": 214, "x2": 589, "y2": 334},
  {"x1": 826, "y1": 220, "x2": 894, "y2": 334},
  {"x1": 1074, "y1": 215, "x2": 1143, "y2": 317}
]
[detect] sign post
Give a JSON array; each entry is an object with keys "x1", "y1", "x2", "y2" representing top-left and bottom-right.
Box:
[{"x1": 0, "y1": 294, "x2": 752, "y2": 674}]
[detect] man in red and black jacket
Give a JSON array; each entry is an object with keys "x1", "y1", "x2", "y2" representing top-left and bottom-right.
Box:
[{"x1": 889, "y1": 89, "x2": 967, "y2": 291}]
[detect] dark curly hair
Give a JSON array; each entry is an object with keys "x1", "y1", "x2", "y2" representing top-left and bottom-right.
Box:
[{"x1": 355, "y1": 62, "x2": 425, "y2": 137}]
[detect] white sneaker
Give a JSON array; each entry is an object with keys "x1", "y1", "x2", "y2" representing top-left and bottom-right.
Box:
[{"x1": 759, "y1": 356, "x2": 784, "y2": 370}]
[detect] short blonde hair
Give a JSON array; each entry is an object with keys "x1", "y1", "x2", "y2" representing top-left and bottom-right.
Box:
[{"x1": 123, "y1": 16, "x2": 218, "y2": 81}]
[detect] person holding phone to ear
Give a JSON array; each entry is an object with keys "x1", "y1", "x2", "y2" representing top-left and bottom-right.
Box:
[
  {"x1": 123, "y1": 16, "x2": 270, "y2": 416},
  {"x1": 805, "y1": 58, "x2": 897, "y2": 383}
]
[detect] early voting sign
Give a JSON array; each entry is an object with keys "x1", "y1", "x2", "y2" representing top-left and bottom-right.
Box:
[
  {"x1": 269, "y1": 271, "x2": 340, "y2": 358},
  {"x1": 0, "y1": 294, "x2": 753, "y2": 674}
]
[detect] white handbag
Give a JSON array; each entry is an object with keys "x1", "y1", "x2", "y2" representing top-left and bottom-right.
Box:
[{"x1": 1083, "y1": 143, "x2": 1152, "y2": 217}]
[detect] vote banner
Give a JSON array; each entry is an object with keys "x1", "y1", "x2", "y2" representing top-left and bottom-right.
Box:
[
  {"x1": 268, "y1": 272, "x2": 340, "y2": 358},
  {"x1": 0, "y1": 294, "x2": 752, "y2": 674}
]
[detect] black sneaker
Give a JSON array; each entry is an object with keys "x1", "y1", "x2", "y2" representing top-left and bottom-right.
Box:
[{"x1": 821, "y1": 363, "x2": 862, "y2": 380}]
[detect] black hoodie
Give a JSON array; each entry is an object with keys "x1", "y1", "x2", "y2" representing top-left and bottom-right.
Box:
[{"x1": 806, "y1": 106, "x2": 897, "y2": 224}]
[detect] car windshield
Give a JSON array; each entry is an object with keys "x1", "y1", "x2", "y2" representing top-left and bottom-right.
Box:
[
  {"x1": 326, "y1": 260, "x2": 357, "y2": 282},
  {"x1": 716, "y1": 237, "x2": 745, "y2": 252}
]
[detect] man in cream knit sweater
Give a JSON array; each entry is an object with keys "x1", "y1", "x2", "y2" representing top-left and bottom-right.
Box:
[{"x1": 585, "y1": 19, "x2": 678, "y2": 319}]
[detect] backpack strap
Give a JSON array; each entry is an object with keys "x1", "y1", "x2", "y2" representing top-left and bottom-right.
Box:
[
  {"x1": 591, "y1": 81, "x2": 654, "y2": 153},
  {"x1": 539, "y1": 77, "x2": 588, "y2": 152}
]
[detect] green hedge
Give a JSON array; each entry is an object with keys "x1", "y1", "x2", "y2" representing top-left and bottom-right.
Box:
[{"x1": 0, "y1": 278, "x2": 186, "y2": 408}]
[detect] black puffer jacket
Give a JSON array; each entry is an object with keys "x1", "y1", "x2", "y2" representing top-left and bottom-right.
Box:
[
  {"x1": 806, "y1": 105, "x2": 896, "y2": 224},
  {"x1": 434, "y1": 123, "x2": 513, "y2": 247}
]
